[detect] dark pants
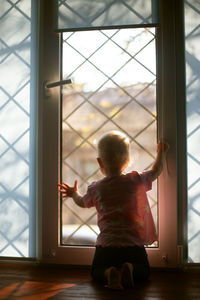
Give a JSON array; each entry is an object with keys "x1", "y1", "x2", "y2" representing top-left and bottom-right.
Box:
[{"x1": 91, "y1": 246, "x2": 150, "y2": 284}]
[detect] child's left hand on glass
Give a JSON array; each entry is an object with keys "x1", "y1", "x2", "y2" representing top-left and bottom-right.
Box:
[{"x1": 58, "y1": 180, "x2": 78, "y2": 198}]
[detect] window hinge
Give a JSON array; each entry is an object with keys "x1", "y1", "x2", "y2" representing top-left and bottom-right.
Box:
[{"x1": 177, "y1": 245, "x2": 183, "y2": 265}]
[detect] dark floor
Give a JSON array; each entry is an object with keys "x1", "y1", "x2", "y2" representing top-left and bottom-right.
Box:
[{"x1": 0, "y1": 263, "x2": 200, "y2": 299}]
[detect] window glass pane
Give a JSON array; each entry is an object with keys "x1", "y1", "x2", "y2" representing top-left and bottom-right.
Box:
[
  {"x1": 61, "y1": 28, "x2": 157, "y2": 247},
  {"x1": 185, "y1": 0, "x2": 200, "y2": 263},
  {"x1": 0, "y1": 0, "x2": 36, "y2": 257},
  {"x1": 56, "y1": 0, "x2": 159, "y2": 31}
]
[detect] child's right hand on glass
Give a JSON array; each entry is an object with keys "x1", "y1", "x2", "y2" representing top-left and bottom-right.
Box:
[
  {"x1": 157, "y1": 141, "x2": 169, "y2": 153},
  {"x1": 58, "y1": 180, "x2": 78, "y2": 198},
  {"x1": 151, "y1": 141, "x2": 169, "y2": 181}
]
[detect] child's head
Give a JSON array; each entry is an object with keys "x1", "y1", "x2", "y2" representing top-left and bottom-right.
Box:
[{"x1": 97, "y1": 131, "x2": 130, "y2": 175}]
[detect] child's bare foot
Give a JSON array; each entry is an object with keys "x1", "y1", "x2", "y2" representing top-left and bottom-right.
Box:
[
  {"x1": 121, "y1": 262, "x2": 134, "y2": 289},
  {"x1": 105, "y1": 266, "x2": 123, "y2": 290}
]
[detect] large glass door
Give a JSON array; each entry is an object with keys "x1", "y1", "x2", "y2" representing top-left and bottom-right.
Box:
[
  {"x1": 61, "y1": 28, "x2": 158, "y2": 248},
  {"x1": 40, "y1": 0, "x2": 179, "y2": 267}
]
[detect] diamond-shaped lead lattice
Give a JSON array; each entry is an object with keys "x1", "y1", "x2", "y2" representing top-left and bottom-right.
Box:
[
  {"x1": 185, "y1": 0, "x2": 200, "y2": 263},
  {"x1": 57, "y1": 0, "x2": 157, "y2": 30},
  {"x1": 61, "y1": 28, "x2": 157, "y2": 246},
  {"x1": 0, "y1": 0, "x2": 32, "y2": 257}
]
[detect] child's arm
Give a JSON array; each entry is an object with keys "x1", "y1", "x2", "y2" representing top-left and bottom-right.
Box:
[
  {"x1": 58, "y1": 180, "x2": 85, "y2": 208},
  {"x1": 151, "y1": 141, "x2": 169, "y2": 181}
]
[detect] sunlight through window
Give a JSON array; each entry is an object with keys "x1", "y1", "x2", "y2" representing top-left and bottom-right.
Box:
[{"x1": 61, "y1": 28, "x2": 158, "y2": 247}]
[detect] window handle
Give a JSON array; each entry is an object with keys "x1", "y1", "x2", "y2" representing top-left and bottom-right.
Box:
[{"x1": 45, "y1": 79, "x2": 72, "y2": 89}]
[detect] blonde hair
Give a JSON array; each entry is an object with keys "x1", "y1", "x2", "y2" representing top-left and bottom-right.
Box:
[{"x1": 98, "y1": 131, "x2": 130, "y2": 171}]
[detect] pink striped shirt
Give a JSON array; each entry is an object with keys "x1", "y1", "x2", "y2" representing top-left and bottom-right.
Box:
[{"x1": 82, "y1": 171, "x2": 157, "y2": 247}]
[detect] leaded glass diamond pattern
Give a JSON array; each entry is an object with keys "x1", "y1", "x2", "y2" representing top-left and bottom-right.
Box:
[
  {"x1": 57, "y1": 0, "x2": 158, "y2": 31},
  {"x1": 61, "y1": 28, "x2": 157, "y2": 246},
  {"x1": 185, "y1": 0, "x2": 200, "y2": 263},
  {"x1": 0, "y1": 0, "x2": 33, "y2": 257}
]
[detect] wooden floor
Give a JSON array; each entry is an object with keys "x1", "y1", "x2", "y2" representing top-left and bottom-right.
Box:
[{"x1": 0, "y1": 263, "x2": 199, "y2": 299}]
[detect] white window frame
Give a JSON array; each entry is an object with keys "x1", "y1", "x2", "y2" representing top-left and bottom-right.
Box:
[{"x1": 37, "y1": 0, "x2": 187, "y2": 268}]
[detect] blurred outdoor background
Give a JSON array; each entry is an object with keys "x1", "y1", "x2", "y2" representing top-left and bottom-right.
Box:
[{"x1": 61, "y1": 28, "x2": 158, "y2": 246}]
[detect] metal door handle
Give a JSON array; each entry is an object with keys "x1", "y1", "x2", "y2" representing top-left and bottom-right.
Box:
[{"x1": 45, "y1": 79, "x2": 72, "y2": 89}]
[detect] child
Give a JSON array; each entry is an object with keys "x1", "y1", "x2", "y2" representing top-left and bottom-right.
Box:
[{"x1": 59, "y1": 131, "x2": 169, "y2": 290}]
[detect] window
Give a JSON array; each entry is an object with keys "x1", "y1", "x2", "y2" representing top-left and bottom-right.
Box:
[
  {"x1": 3, "y1": 0, "x2": 200, "y2": 267},
  {"x1": 185, "y1": 0, "x2": 200, "y2": 263},
  {"x1": 0, "y1": 0, "x2": 37, "y2": 257},
  {"x1": 40, "y1": 0, "x2": 179, "y2": 267},
  {"x1": 61, "y1": 28, "x2": 158, "y2": 247}
]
